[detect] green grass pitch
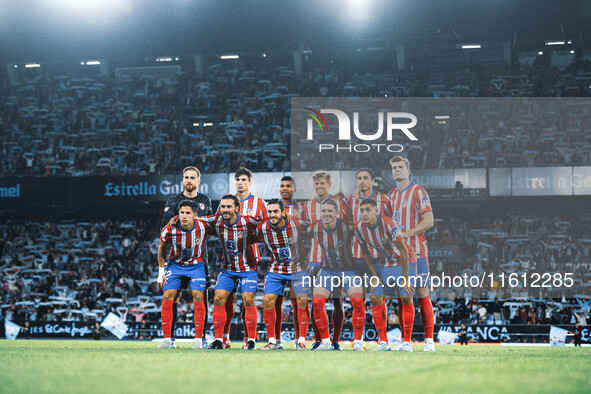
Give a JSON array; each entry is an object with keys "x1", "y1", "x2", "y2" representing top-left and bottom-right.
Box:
[{"x1": 1, "y1": 340, "x2": 590, "y2": 393}]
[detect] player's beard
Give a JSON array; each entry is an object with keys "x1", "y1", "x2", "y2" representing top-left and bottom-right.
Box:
[{"x1": 184, "y1": 183, "x2": 196, "y2": 192}]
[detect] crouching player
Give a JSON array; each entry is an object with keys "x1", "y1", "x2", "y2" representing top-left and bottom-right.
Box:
[
  {"x1": 157, "y1": 200, "x2": 213, "y2": 349},
  {"x1": 256, "y1": 199, "x2": 310, "y2": 350},
  {"x1": 355, "y1": 198, "x2": 416, "y2": 352},
  {"x1": 309, "y1": 199, "x2": 367, "y2": 351}
]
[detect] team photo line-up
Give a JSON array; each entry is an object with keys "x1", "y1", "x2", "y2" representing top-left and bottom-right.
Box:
[{"x1": 156, "y1": 155, "x2": 435, "y2": 352}]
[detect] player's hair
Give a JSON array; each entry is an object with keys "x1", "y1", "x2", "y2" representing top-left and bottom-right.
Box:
[
  {"x1": 312, "y1": 171, "x2": 331, "y2": 183},
  {"x1": 390, "y1": 156, "x2": 410, "y2": 170},
  {"x1": 220, "y1": 194, "x2": 240, "y2": 207},
  {"x1": 281, "y1": 175, "x2": 296, "y2": 189},
  {"x1": 360, "y1": 198, "x2": 377, "y2": 208},
  {"x1": 179, "y1": 199, "x2": 199, "y2": 213},
  {"x1": 267, "y1": 198, "x2": 285, "y2": 211},
  {"x1": 320, "y1": 199, "x2": 338, "y2": 209},
  {"x1": 356, "y1": 168, "x2": 376, "y2": 180},
  {"x1": 234, "y1": 167, "x2": 253, "y2": 181},
  {"x1": 183, "y1": 166, "x2": 201, "y2": 178}
]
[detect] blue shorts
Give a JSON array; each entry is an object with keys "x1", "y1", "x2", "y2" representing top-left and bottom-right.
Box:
[
  {"x1": 215, "y1": 269, "x2": 258, "y2": 293},
  {"x1": 371, "y1": 263, "x2": 417, "y2": 297},
  {"x1": 416, "y1": 257, "x2": 430, "y2": 287},
  {"x1": 356, "y1": 258, "x2": 381, "y2": 277},
  {"x1": 163, "y1": 262, "x2": 207, "y2": 292},
  {"x1": 265, "y1": 271, "x2": 310, "y2": 296},
  {"x1": 315, "y1": 269, "x2": 363, "y2": 293}
]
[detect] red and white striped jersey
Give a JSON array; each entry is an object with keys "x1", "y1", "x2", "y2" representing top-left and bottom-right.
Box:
[
  {"x1": 205, "y1": 214, "x2": 262, "y2": 272},
  {"x1": 387, "y1": 182, "x2": 432, "y2": 259},
  {"x1": 297, "y1": 196, "x2": 353, "y2": 263},
  {"x1": 308, "y1": 219, "x2": 355, "y2": 270},
  {"x1": 239, "y1": 193, "x2": 268, "y2": 261},
  {"x1": 348, "y1": 190, "x2": 392, "y2": 259},
  {"x1": 160, "y1": 220, "x2": 212, "y2": 266},
  {"x1": 255, "y1": 218, "x2": 307, "y2": 274},
  {"x1": 354, "y1": 215, "x2": 416, "y2": 267}
]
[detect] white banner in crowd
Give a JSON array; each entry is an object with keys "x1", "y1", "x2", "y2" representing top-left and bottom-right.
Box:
[
  {"x1": 387, "y1": 328, "x2": 402, "y2": 345},
  {"x1": 438, "y1": 329, "x2": 458, "y2": 345},
  {"x1": 100, "y1": 312, "x2": 129, "y2": 340},
  {"x1": 549, "y1": 326, "x2": 568, "y2": 347},
  {"x1": 5, "y1": 320, "x2": 21, "y2": 340}
]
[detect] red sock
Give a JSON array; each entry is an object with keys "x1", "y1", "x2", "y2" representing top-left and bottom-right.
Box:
[
  {"x1": 161, "y1": 299, "x2": 173, "y2": 338},
  {"x1": 274, "y1": 296, "x2": 283, "y2": 339},
  {"x1": 291, "y1": 298, "x2": 299, "y2": 338},
  {"x1": 382, "y1": 303, "x2": 387, "y2": 324},
  {"x1": 194, "y1": 301, "x2": 205, "y2": 339},
  {"x1": 213, "y1": 304, "x2": 226, "y2": 339},
  {"x1": 223, "y1": 299, "x2": 234, "y2": 336},
  {"x1": 263, "y1": 308, "x2": 276, "y2": 340},
  {"x1": 402, "y1": 303, "x2": 415, "y2": 342},
  {"x1": 331, "y1": 299, "x2": 344, "y2": 342},
  {"x1": 372, "y1": 305, "x2": 388, "y2": 343},
  {"x1": 241, "y1": 306, "x2": 248, "y2": 340},
  {"x1": 311, "y1": 304, "x2": 322, "y2": 341},
  {"x1": 351, "y1": 297, "x2": 365, "y2": 341},
  {"x1": 297, "y1": 307, "x2": 309, "y2": 340},
  {"x1": 313, "y1": 297, "x2": 330, "y2": 340},
  {"x1": 244, "y1": 305, "x2": 258, "y2": 340},
  {"x1": 397, "y1": 300, "x2": 404, "y2": 341},
  {"x1": 419, "y1": 297, "x2": 434, "y2": 339}
]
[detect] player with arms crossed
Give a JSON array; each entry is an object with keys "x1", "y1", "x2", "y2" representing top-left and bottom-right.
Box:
[
  {"x1": 298, "y1": 171, "x2": 351, "y2": 350},
  {"x1": 209, "y1": 194, "x2": 263, "y2": 350},
  {"x1": 309, "y1": 199, "x2": 367, "y2": 351},
  {"x1": 348, "y1": 168, "x2": 392, "y2": 347},
  {"x1": 355, "y1": 198, "x2": 416, "y2": 351},
  {"x1": 256, "y1": 199, "x2": 310, "y2": 350},
  {"x1": 388, "y1": 156, "x2": 435, "y2": 352},
  {"x1": 157, "y1": 200, "x2": 213, "y2": 349},
  {"x1": 160, "y1": 166, "x2": 212, "y2": 348}
]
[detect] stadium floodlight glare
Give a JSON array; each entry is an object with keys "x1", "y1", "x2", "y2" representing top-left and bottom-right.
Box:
[
  {"x1": 570, "y1": 50, "x2": 575, "y2": 54},
  {"x1": 434, "y1": 115, "x2": 450, "y2": 120},
  {"x1": 203, "y1": 123, "x2": 214, "y2": 127},
  {"x1": 567, "y1": 40, "x2": 572, "y2": 44},
  {"x1": 538, "y1": 51, "x2": 544, "y2": 55},
  {"x1": 545, "y1": 41, "x2": 565, "y2": 46},
  {"x1": 220, "y1": 55, "x2": 239, "y2": 60},
  {"x1": 461, "y1": 44, "x2": 481, "y2": 49},
  {"x1": 156, "y1": 57, "x2": 173, "y2": 62},
  {"x1": 14, "y1": 65, "x2": 18, "y2": 68},
  {"x1": 85, "y1": 61, "x2": 101, "y2": 66},
  {"x1": 192, "y1": 123, "x2": 200, "y2": 127},
  {"x1": 25, "y1": 63, "x2": 41, "y2": 68}
]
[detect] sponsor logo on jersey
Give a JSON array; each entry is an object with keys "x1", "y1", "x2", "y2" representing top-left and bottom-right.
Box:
[{"x1": 199, "y1": 203, "x2": 205, "y2": 211}]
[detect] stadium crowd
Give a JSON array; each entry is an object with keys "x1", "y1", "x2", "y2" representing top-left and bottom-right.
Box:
[{"x1": 2, "y1": 58, "x2": 591, "y2": 177}]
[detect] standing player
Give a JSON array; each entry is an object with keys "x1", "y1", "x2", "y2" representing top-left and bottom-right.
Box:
[
  {"x1": 157, "y1": 200, "x2": 212, "y2": 349},
  {"x1": 278, "y1": 176, "x2": 307, "y2": 347},
  {"x1": 256, "y1": 199, "x2": 310, "y2": 350},
  {"x1": 388, "y1": 156, "x2": 435, "y2": 352},
  {"x1": 355, "y1": 198, "x2": 416, "y2": 352},
  {"x1": 209, "y1": 194, "x2": 263, "y2": 350},
  {"x1": 160, "y1": 166, "x2": 212, "y2": 348},
  {"x1": 298, "y1": 171, "x2": 351, "y2": 350},
  {"x1": 348, "y1": 168, "x2": 392, "y2": 345},
  {"x1": 221, "y1": 167, "x2": 268, "y2": 349},
  {"x1": 309, "y1": 199, "x2": 367, "y2": 351}
]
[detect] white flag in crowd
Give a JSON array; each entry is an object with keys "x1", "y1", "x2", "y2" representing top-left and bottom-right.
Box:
[
  {"x1": 438, "y1": 329, "x2": 458, "y2": 345},
  {"x1": 387, "y1": 328, "x2": 402, "y2": 345},
  {"x1": 5, "y1": 320, "x2": 21, "y2": 340},
  {"x1": 549, "y1": 326, "x2": 568, "y2": 347},
  {"x1": 101, "y1": 312, "x2": 129, "y2": 340}
]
